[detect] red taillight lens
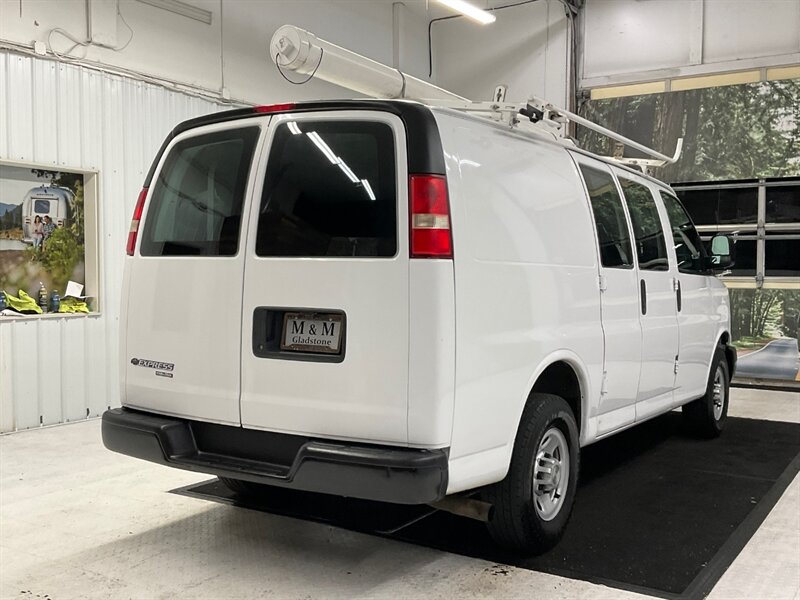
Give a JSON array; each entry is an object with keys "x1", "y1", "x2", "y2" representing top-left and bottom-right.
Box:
[
  {"x1": 409, "y1": 174, "x2": 452, "y2": 259},
  {"x1": 126, "y1": 187, "x2": 148, "y2": 256},
  {"x1": 253, "y1": 103, "x2": 296, "y2": 114}
]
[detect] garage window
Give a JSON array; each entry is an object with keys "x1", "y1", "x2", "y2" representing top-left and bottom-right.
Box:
[{"x1": 675, "y1": 178, "x2": 800, "y2": 283}]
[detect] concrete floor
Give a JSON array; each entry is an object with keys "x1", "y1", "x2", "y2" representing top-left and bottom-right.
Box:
[{"x1": 1, "y1": 388, "x2": 798, "y2": 600}]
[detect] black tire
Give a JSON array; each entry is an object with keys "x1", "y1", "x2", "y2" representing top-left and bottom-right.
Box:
[
  {"x1": 219, "y1": 477, "x2": 268, "y2": 497},
  {"x1": 484, "y1": 393, "x2": 580, "y2": 554},
  {"x1": 682, "y1": 346, "x2": 730, "y2": 438}
]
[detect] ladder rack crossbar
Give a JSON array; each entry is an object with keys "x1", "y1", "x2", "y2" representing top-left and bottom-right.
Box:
[{"x1": 534, "y1": 98, "x2": 683, "y2": 164}]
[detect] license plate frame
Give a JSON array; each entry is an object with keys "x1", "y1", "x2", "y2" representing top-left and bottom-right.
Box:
[{"x1": 280, "y1": 312, "x2": 344, "y2": 355}]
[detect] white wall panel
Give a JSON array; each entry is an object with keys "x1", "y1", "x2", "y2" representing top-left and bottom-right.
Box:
[
  {"x1": 433, "y1": 0, "x2": 570, "y2": 105},
  {"x1": 61, "y1": 317, "x2": 87, "y2": 423},
  {"x1": 703, "y1": 0, "x2": 800, "y2": 63},
  {"x1": 38, "y1": 320, "x2": 62, "y2": 425},
  {"x1": 57, "y1": 64, "x2": 83, "y2": 167},
  {"x1": 32, "y1": 61, "x2": 59, "y2": 164},
  {"x1": 84, "y1": 316, "x2": 106, "y2": 417},
  {"x1": 0, "y1": 50, "x2": 226, "y2": 432},
  {"x1": 10, "y1": 323, "x2": 39, "y2": 428},
  {"x1": 583, "y1": 0, "x2": 695, "y2": 77},
  {"x1": 0, "y1": 0, "x2": 434, "y2": 105},
  {"x1": 582, "y1": 0, "x2": 800, "y2": 85},
  {"x1": 0, "y1": 56, "x2": 7, "y2": 159},
  {"x1": 7, "y1": 55, "x2": 34, "y2": 160},
  {"x1": 0, "y1": 323, "x2": 14, "y2": 432}
]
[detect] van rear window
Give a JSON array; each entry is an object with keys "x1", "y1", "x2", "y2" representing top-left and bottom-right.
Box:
[
  {"x1": 255, "y1": 120, "x2": 397, "y2": 258},
  {"x1": 34, "y1": 200, "x2": 51, "y2": 214},
  {"x1": 140, "y1": 127, "x2": 259, "y2": 257}
]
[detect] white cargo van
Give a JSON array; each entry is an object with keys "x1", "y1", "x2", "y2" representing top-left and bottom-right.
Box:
[{"x1": 103, "y1": 100, "x2": 736, "y2": 552}]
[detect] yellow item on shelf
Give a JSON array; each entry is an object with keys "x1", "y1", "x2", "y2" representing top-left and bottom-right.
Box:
[
  {"x1": 58, "y1": 297, "x2": 90, "y2": 313},
  {"x1": 2, "y1": 290, "x2": 43, "y2": 314}
]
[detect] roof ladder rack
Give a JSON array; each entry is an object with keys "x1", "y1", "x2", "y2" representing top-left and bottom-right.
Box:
[{"x1": 269, "y1": 25, "x2": 683, "y2": 173}]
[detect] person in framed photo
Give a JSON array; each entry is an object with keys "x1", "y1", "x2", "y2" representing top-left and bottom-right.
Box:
[
  {"x1": 42, "y1": 215, "x2": 56, "y2": 250},
  {"x1": 32, "y1": 215, "x2": 44, "y2": 250}
]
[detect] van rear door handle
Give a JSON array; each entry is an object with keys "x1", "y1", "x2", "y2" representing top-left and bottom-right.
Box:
[
  {"x1": 675, "y1": 279, "x2": 682, "y2": 312},
  {"x1": 640, "y1": 279, "x2": 647, "y2": 315}
]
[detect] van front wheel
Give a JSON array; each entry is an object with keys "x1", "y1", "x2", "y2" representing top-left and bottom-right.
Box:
[
  {"x1": 682, "y1": 346, "x2": 729, "y2": 438},
  {"x1": 484, "y1": 393, "x2": 580, "y2": 553}
]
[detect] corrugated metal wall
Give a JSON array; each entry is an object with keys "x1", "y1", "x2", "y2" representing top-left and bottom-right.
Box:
[{"x1": 0, "y1": 51, "x2": 229, "y2": 432}]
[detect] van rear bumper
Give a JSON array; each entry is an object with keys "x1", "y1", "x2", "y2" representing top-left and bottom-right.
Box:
[{"x1": 102, "y1": 407, "x2": 448, "y2": 505}]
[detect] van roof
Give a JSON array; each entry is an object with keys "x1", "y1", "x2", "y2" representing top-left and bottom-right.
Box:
[
  {"x1": 144, "y1": 99, "x2": 446, "y2": 187},
  {"x1": 154, "y1": 99, "x2": 672, "y2": 192},
  {"x1": 427, "y1": 105, "x2": 673, "y2": 191}
]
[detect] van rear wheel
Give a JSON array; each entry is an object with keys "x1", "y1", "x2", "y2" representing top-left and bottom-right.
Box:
[
  {"x1": 682, "y1": 346, "x2": 729, "y2": 438},
  {"x1": 484, "y1": 393, "x2": 580, "y2": 554}
]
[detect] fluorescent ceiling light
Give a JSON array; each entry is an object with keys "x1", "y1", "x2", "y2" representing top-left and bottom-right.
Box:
[
  {"x1": 306, "y1": 132, "x2": 338, "y2": 164},
  {"x1": 435, "y1": 0, "x2": 496, "y2": 24},
  {"x1": 136, "y1": 0, "x2": 213, "y2": 25},
  {"x1": 361, "y1": 179, "x2": 376, "y2": 201},
  {"x1": 337, "y1": 158, "x2": 359, "y2": 183},
  {"x1": 287, "y1": 121, "x2": 301, "y2": 135}
]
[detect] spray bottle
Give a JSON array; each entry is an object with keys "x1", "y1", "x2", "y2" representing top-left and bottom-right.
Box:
[{"x1": 38, "y1": 282, "x2": 48, "y2": 312}]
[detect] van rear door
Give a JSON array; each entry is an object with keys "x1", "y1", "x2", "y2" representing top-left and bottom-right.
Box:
[
  {"x1": 239, "y1": 111, "x2": 410, "y2": 444},
  {"x1": 123, "y1": 122, "x2": 263, "y2": 425}
]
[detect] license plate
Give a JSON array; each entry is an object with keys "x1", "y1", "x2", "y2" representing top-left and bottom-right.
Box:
[{"x1": 280, "y1": 312, "x2": 344, "y2": 354}]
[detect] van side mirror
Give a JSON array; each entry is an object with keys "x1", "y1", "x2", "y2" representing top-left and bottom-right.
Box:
[{"x1": 708, "y1": 234, "x2": 735, "y2": 270}]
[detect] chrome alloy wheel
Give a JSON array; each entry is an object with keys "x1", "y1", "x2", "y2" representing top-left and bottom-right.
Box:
[
  {"x1": 712, "y1": 366, "x2": 725, "y2": 421},
  {"x1": 532, "y1": 427, "x2": 570, "y2": 521}
]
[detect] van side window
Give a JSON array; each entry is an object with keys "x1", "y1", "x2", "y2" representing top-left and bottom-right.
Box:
[
  {"x1": 619, "y1": 178, "x2": 670, "y2": 271},
  {"x1": 256, "y1": 120, "x2": 397, "y2": 258},
  {"x1": 140, "y1": 127, "x2": 259, "y2": 256},
  {"x1": 660, "y1": 192, "x2": 709, "y2": 275},
  {"x1": 579, "y1": 165, "x2": 634, "y2": 268}
]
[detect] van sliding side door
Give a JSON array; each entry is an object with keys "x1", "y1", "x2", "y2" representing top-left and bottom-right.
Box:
[
  {"x1": 572, "y1": 154, "x2": 641, "y2": 435},
  {"x1": 617, "y1": 174, "x2": 680, "y2": 421}
]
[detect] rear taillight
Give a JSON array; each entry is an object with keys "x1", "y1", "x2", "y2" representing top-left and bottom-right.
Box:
[
  {"x1": 409, "y1": 174, "x2": 452, "y2": 259},
  {"x1": 126, "y1": 187, "x2": 148, "y2": 256}
]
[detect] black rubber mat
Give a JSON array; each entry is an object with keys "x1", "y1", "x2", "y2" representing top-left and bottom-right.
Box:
[{"x1": 172, "y1": 414, "x2": 800, "y2": 599}]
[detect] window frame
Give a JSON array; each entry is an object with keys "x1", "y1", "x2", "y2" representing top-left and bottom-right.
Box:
[
  {"x1": 0, "y1": 158, "x2": 102, "y2": 316},
  {"x1": 673, "y1": 178, "x2": 800, "y2": 288},
  {"x1": 577, "y1": 163, "x2": 635, "y2": 270},
  {"x1": 138, "y1": 124, "x2": 262, "y2": 258},
  {"x1": 255, "y1": 119, "x2": 398, "y2": 259},
  {"x1": 617, "y1": 176, "x2": 672, "y2": 272},
  {"x1": 659, "y1": 191, "x2": 710, "y2": 276},
  {"x1": 247, "y1": 111, "x2": 407, "y2": 261}
]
